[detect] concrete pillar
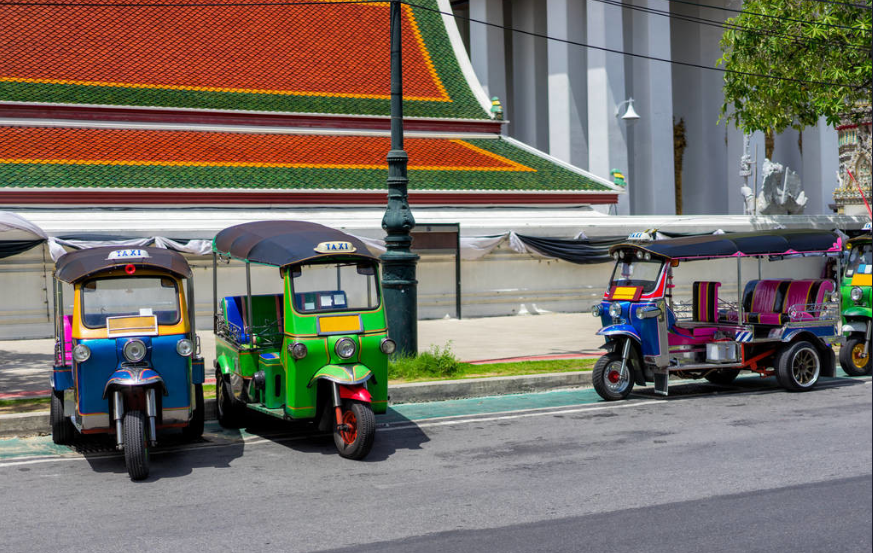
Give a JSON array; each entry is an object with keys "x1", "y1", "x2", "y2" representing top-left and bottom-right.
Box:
[
  {"x1": 802, "y1": 119, "x2": 840, "y2": 214},
  {"x1": 470, "y1": 0, "x2": 507, "y2": 107},
  {"x1": 510, "y1": 0, "x2": 549, "y2": 150},
  {"x1": 587, "y1": 0, "x2": 628, "y2": 213},
  {"x1": 625, "y1": 0, "x2": 674, "y2": 215},
  {"x1": 547, "y1": 0, "x2": 588, "y2": 168}
]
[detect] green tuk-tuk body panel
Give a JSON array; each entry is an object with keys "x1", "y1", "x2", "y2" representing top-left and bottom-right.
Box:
[
  {"x1": 841, "y1": 235, "x2": 872, "y2": 332},
  {"x1": 281, "y1": 273, "x2": 389, "y2": 417}
]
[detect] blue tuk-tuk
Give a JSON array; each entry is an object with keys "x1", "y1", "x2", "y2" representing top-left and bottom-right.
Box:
[
  {"x1": 51, "y1": 247, "x2": 204, "y2": 480},
  {"x1": 591, "y1": 229, "x2": 842, "y2": 399}
]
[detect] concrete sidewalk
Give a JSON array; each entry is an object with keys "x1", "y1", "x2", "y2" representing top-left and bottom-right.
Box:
[{"x1": 0, "y1": 312, "x2": 605, "y2": 398}]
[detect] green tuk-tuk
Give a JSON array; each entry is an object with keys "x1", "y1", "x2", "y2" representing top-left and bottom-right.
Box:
[
  {"x1": 211, "y1": 221, "x2": 394, "y2": 460},
  {"x1": 839, "y1": 224, "x2": 871, "y2": 376}
]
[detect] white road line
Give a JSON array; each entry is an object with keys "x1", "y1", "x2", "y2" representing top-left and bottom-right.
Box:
[{"x1": 0, "y1": 399, "x2": 663, "y2": 469}]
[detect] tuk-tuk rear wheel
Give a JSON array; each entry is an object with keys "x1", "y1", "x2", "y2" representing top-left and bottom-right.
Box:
[
  {"x1": 839, "y1": 336, "x2": 871, "y2": 377},
  {"x1": 50, "y1": 389, "x2": 74, "y2": 445},
  {"x1": 775, "y1": 341, "x2": 821, "y2": 392},
  {"x1": 593, "y1": 352, "x2": 634, "y2": 401},
  {"x1": 333, "y1": 400, "x2": 375, "y2": 460},
  {"x1": 181, "y1": 384, "x2": 205, "y2": 441},
  {"x1": 123, "y1": 410, "x2": 149, "y2": 481},
  {"x1": 216, "y1": 369, "x2": 244, "y2": 429}
]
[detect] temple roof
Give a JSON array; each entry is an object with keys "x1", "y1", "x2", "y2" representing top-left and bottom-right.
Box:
[
  {"x1": 0, "y1": 124, "x2": 616, "y2": 195},
  {"x1": 0, "y1": 0, "x2": 490, "y2": 120}
]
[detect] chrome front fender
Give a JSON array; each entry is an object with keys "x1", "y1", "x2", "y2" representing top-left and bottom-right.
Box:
[{"x1": 102, "y1": 367, "x2": 167, "y2": 399}]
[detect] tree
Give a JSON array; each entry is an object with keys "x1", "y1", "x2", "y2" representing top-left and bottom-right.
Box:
[{"x1": 718, "y1": 0, "x2": 872, "y2": 134}]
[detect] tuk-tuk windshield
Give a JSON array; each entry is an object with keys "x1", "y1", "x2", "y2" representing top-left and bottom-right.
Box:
[
  {"x1": 845, "y1": 243, "x2": 872, "y2": 277},
  {"x1": 609, "y1": 258, "x2": 664, "y2": 294},
  {"x1": 81, "y1": 276, "x2": 181, "y2": 328},
  {"x1": 291, "y1": 261, "x2": 379, "y2": 313}
]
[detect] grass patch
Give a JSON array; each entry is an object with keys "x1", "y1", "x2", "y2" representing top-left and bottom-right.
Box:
[
  {"x1": 0, "y1": 397, "x2": 50, "y2": 414},
  {"x1": 389, "y1": 343, "x2": 595, "y2": 383}
]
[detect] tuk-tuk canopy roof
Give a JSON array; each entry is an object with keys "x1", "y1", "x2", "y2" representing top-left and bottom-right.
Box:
[
  {"x1": 213, "y1": 221, "x2": 378, "y2": 267},
  {"x1": 610, "y1": 229, "x2": 842, "y2": 260},
  {"x1": 55, "y1": 246, "x2": 192, "y2": 283}
]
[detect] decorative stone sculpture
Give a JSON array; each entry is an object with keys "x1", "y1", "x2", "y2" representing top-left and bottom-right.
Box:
[{"x1": 756, "y1": 158, "x2": 808, "y2": 215}]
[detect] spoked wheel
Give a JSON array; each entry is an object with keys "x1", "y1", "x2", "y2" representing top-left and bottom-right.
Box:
[
  {"x1": 593, "y1": 352, "x2": 634, "y2": 401},
  {"x1": 333, "y1": 400, "x2": 375, "y2": 460},
  {"x1": 50, "y1": 388, "x2": 74, "y2": 445},
  {"x1": 181, "y1": 384, "x2": 205, "y2": 441},
  {"x1": 704, "y1": 369, "x2": 740, "y2": 386},
  {"x1": 776, "y1": 341, "x2": 821, "y2": 392},
  {"x1": 839, "y1": 336, "x2": 871, "y2": 377},
  {"x1": 123, "y1": 410, "x2": 149, "y2": 481},
  {"x1": 216, "y1": 368, "x2": 244, "y2": 429}
]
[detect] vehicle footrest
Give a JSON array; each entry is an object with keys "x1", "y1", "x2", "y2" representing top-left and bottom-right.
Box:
[{"x1": 654, "y1": 372, "x2": 669, "y2": 396}]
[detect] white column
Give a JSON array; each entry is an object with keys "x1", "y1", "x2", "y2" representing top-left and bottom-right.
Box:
[
  {"x1": 547, "y1": 0, "x2": 588, "y2": 168},
  {"x1": 469, "y1": 0, "x2": 507, "y2": 106},
  {"x1": 802, "y1": 119, "x2": 840, "y2": 214},
  {"x1": 587, "y1": 0, "x2": 628, "y2": 212},
  {"x1": 511, "y1": 0, "x2": 549, "y2": 150},
  {"x1": 627, "y1": 0, "x2": 674, "y2": 215}
]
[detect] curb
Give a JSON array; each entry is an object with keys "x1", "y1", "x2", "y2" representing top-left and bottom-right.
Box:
[{"x1": 0, "y1": 371, "x2": 593, "y2": 437}]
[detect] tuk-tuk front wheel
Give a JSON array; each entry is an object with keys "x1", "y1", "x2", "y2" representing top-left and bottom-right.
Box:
[
  {"x1": 123, "y1": 410, "x2": 149, "y2": 481},
  {"x1": 839, "y1": 336, "x2": 871, "y2": 377},
  {"x1": 50, "y1": 389, "x2": 74, "y2": 445},
  {"x1": 593, "y1": 352, "x2": 634, "y2": 401},
  {"x1": 333, "y1": 400, "x2": 375, "y2": 460},
  {"x1": 776, "y1": 341, "x2": 821, "y2": 392}
]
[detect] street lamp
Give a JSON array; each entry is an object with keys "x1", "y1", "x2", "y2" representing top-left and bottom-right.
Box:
[
  {"x1": 381, "y1": 0, "x2": 419, "y2": 357},
  {"x1": 615, "y1": 98, "x2": 640, "y2": 122}
]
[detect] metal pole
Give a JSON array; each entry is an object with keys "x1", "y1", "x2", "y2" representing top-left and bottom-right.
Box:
[
  {"x1": 737, "y1": 256, "x2": 743, "y2": 324},
  {"x1": 380, "y1": 0, "x2": 419, "y2": 356},
  {"x1": 246, "y1": 261, "x2": 254, "y2": 346},
  {"x1": 455, "y1": 224, "x2": 461, "y2": 320},
  {"x1": 212, "y1": 253, "x2": 218, "y2": 333}
]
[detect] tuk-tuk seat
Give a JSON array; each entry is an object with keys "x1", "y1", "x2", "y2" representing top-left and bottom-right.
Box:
[
  {"x1": 59, "y1": 314, "x2": 73, "y2": 364},
  {"x1": 692, "y1": 281, "x2": 721, "y2": 323},
  {"x1": 222, "y1": 294, "x2": 284, "y2": 344},
  {"x1": 725, "y1": 279, "x2": 835, "y2": 326}
]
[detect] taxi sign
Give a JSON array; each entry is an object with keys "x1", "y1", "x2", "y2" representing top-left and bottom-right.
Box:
[
  {"x1": 314, "y1": 241, "x2": 356, "y2": 254},
  {"x1": 107, "y1": 249, "x2": 150, "y2": 260},
  {"x1": 863, "y1": 222, "x2": 871, "y2": 231}
]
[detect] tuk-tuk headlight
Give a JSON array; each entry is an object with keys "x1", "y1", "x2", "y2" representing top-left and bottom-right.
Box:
[
  {"x1": 850, "y1": 286, "x2": 863, "y2": 301},
  {"x1": 288, "y1": 342, "x2": 308, "y2": 360},
  {"x1": 123, "y1": 339, "x2": 147, "y2": 363},
  {"x1": 380, "y1": 338, "x2": 396, "y2": 354},
  {"x1": 591, "y1": 304, "x2": 603, "y2": 317},
  {"x1": 644, "y1": 252, "x2": 651, "y2": 261},
  {"x1": 72, "y1": 344, "x2": 91, "y2": 363},
  {"x1": 176, "y1": 338, "x2": 194, "y2": 357},
  {"x1": 335, "y1": 338, "x2": 357, "y2": 359},
  {"x1": 608, "y1": 302, "x2": 622, "y2": 319}
]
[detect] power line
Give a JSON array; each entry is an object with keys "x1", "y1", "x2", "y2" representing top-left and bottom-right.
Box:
[
  {"x1": 657, "y1": 0, "x2": 871, "y2": 33},
  {"x1": 591, "y1": 0, "x2": 870, "y2": 52},
  {"x1": 0, "y1": 0, "x2": 380, "y2": 6},
  {"x1": 795, "y1": 0, "x2": 871, "y2": 10},
  {"x1": 404, "y1": 0, "x2": 869, "y2": 90}
]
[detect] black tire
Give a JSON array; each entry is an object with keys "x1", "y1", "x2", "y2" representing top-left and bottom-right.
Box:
[
  {"x1": 776, "y1": 340, "x2": 821, "y2": 392},
  {"x1": 593, "y1": 352, "x2": 634, "y2": 401},
  {"x1": 704, "y1": 369, "x2": 740, "y2": 385},
  {"x1": 181, "y1": 384, "x2": 205, "y2": 441},
  {"x1": 333, "y1": 400, "x2": 375, "y2": 460},
  {"x1": 123, "y1": 410, "x2": 149, "y2": 481},
  {"x1": 216, "y1": 368, "x2": 244, "y2": 428},
  {"x1": 50, "y1": 389, "x2": 74, "y2": 445},
  {"x1": 839, "y1": 335, "x2": 871, "y2": 377}
]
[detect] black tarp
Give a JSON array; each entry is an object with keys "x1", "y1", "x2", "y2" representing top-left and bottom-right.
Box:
[
  {"x1": 616, "y1": 229, "x2": 840, "y2": 260},
  {"x1": 514, "y1": 234, "x2": 626, "y2": 265}
]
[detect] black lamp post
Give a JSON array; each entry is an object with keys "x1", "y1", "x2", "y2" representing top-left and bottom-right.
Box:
[{"x1": 381, "y1": 0, "x2": 419, "y2": 356}]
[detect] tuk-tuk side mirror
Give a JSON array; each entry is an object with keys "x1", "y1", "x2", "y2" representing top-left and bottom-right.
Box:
[
  {"x1": 356, "y1": 264, "x2": 375, "y2": 276},
  {"x1": 288, "y1": 265, "x2": 302, "y2": 278}
]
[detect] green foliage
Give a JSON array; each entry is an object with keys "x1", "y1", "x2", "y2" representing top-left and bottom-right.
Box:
[
  {"x1": 718, "y1": 0, "x2": 872, "y2": 133},
  {"x1": 388, "y1": 344, "x2": 462, "y2": 380}
]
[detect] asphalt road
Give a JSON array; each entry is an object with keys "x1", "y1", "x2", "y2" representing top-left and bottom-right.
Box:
[{"x1": 0, "y1": 376, "x2": 870, "y2": 553}]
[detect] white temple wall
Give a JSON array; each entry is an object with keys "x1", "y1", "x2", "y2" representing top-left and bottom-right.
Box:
[
  {"x1": 461, "y1": 0, "x2": 835, "y2": 216},
  {"x1": 0, "y1": 242, "x2": 830, "y2": 340}
]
